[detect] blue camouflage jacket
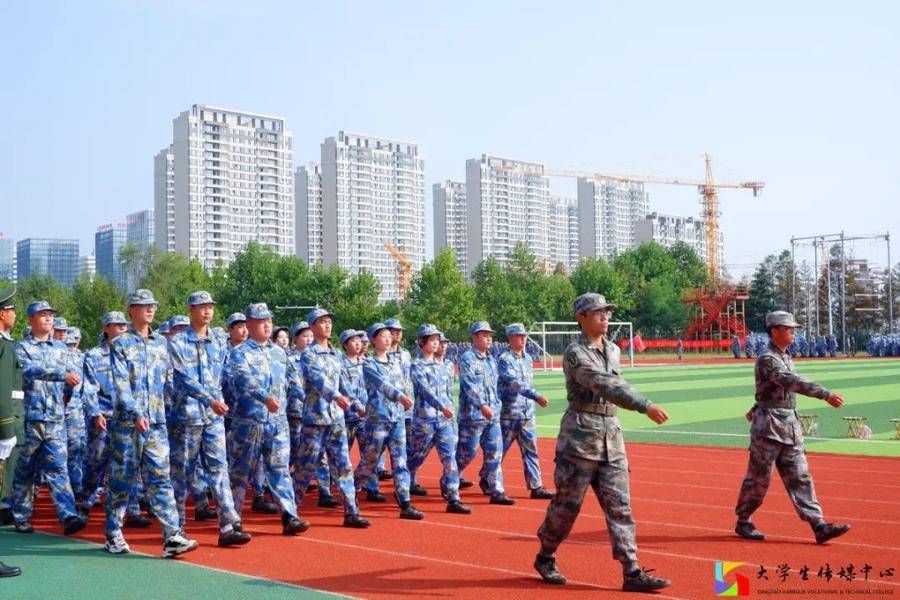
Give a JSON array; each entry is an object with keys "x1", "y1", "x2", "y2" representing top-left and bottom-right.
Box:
[
  {"x1": 15, "y1": 335, "x2": 70, "y2": 422},
  {"x1": 457, "y1": 348, "x2": 500, "y2": 423},
  {"x1": 389, "y1": 347, "x2": 413, "y2": 419},
  {"x1": 168, "y1": 326, "x2": 227, "y2": 426},
  {"x1": 297, "y1": 340, "x2": 345, "y2": 426},
  {"x1": 497, "y1": 350, "x2": 541, "y2": 420},
  {"x1": 340, "y1": 355, "x2": 367, "y2": 423},
  {"x1": 64, "y1": 348, "x2": 86, "y2": 416},
  {"x1": 110, "y1": 327, "x2": 171, "y2": 425},
  {"x1": 411, "y1": 356, "x2": 453, "y2": 422},
  {"x1": 82, "y1": 344, "x2": 115, "y2": 419},
  {"x1": 285, "y1": 347, "x2": 306, "y2": 419},
  {"x1": 362, "y1": 355, "x2": 407, "y2": 423},
  {"x1": 227, "y1": 338, "x2": 290, "y2": 422},
  {"x1": 439, "y1": 359, "x2": 455, "y2": 400}
]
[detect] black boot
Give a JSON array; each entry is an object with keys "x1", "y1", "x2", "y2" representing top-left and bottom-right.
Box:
[
  {"x1": 623, "y1": 568, "x2": 671, "y2": 592},
  {"x1": 534, "y1": 554, "x2": 566, "y2": 585}
]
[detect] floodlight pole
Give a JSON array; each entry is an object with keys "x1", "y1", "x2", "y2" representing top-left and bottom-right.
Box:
[
  {"x1": 840, "y1": 231, "x2": 847, "y2": 350},
  {"x1": 888, "y1": 232, "x2": 894, "y2": 333}
]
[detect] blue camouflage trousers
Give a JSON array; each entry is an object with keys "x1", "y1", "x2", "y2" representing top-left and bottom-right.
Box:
[
  {"x1": 169, "y1": 421, "x2": 239, "y2": 528},
  {"x1": 355, "y1": 420, "x2": 411, "y2": 505},
  {"x1": 227, "y1": 417, "x2": 297, "y2": 518},
  {"x1": 105, "y1": 421, "x2": 180, "y2": 540},
  {"x1": 288, "y1": 418, "x2": 332, "y2": 498},
  {"x1": 501, "y1": 417, "x2": 543, "y2": 490},
  {"x1": 12, "y1": 420, "x2": 79, "y2": 524},
  {"x1": 537, "y1": 452, "x2": 638, "y2": 572},
  {"x1": 735, "y1": 435, "x2": 823, "y2": 525},
  {"x1": 456, "y1": 419, "x2": 504, "y2": 495},
  {"x1": 292, "y1": 423, "x2": 359, "y2": 516},
  {"x1": 331, "y1": 419, "x2": 364, "y2": 485},
  {"x1": 81, "y1": 421, "x2": 141, "y2": 516},
  {"x1": 407, "y1": 419, "x2": 461, "y2": 502},
  {"x1": 65, "y1": 410, "x2": 87, "y2": 502}
]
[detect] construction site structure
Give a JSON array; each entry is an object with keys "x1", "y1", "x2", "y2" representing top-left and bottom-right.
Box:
[{"x1": 384, "y1": 242, "x2": 412, "y2": 299}]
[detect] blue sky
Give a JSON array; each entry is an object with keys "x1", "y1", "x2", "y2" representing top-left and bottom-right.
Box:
[{"x1": 3, "y1": 1, "x2": 898, "y2": 278}]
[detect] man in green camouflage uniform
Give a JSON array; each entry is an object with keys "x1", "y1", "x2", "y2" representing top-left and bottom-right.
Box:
[
  {"x1": 534, "y1": 293, "x2": 671, "y2": 593},
  {"x1": 734, "y1": 310, "x2": 850, "y2": 545},
  {"x1": 0, "y1": 287, "x2": 22, "y2": 577}
]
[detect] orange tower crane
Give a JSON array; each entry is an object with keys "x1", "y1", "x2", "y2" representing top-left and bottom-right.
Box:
[{"x1": 384, "y1": 242, "x2": 412, "y2": 299}]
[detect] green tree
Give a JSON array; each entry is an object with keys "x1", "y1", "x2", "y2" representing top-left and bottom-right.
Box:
[
  {"x1": 140, "y1": 252, "x2": 213, "y2": 324},
  {"x1": 401, "y1": 248, "x2": 477, "y2": 340},
  {"x1": 570, "y1": 257, "x2": 629, "y2": 312},
  {"x1": 69, "y1": 274, "x2": 126, "y2": 345},
  {"x1": 746, "y1": 254, "x2": 779, "y2": 331}
]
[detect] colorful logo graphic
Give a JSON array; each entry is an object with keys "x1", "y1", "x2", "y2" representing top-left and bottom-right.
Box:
[{"x1": 715, "y1": 561, "x2": 750, "y2": 596}]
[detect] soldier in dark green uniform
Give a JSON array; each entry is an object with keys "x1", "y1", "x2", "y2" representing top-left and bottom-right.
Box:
[
  {"x1": 533, "y1": 293, "x2": 670, "y2": 593},
  {"x1": 0, "y1": 287, "x2": 23, "y2": 577}
]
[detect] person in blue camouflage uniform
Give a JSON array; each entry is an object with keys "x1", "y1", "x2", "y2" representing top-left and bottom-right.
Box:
[
  {"x1": 63, "y1": 326, "x2": 88, "y2": 505},
  {"x1": 815, "y1": 335, "x2": 826, "y2": 358},
  {"x1": 731, "y1": 335, "x2": 741, "y2": 359},
  {"x1": 826, "y1": 334, "x2": 837, "y2": 358},
  {"x1": 455, "y1": 322, "x2": 515, "y2": 505},
  {"x1": 734, "y1": 311, "x2": 851, "y2": 545},
  {"x1": 80, "y1": 311, "x2": 147, "y2": 525},
  {"x1": 354, "y1": 322, "x2": 423, "y2": 520},
  {"x1": 168, "y1": 291, "x2": 250, "y2": 547},
  {"x1": 226, "y1": 303, "x2": 311, "y2": 535},
  {"x1": 291, "y1": 309, "x2": 370, "y2": 528},
  {"x1": 533, "y1": 293, "x2": 671, "y2": 592},
  {"x1": 406, "y1": 324, "x2": 471, "y2": 514},
  {"x1": 104, "y1": 289, "x2": 198, "y2": 557},
  {"x1": 337, "y1": 329, "x2": 367, "y2": 472},
  {"x1": 10, "y1": 301, "x2": 86, "y2": 536},
  {"x1": 386, "y1": 319, "x2": 414, "y2": 458},
  {"x1": 498, "y1": 323, "x2": 555, "y2": 500},
  {"x1": 744, "y1": 333, "x2": 754, "y2": 358}
]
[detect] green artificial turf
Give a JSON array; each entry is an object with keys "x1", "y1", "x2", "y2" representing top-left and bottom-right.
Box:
[{"x1": 531, "y1": 358, "x2": 900, "y2": 457}]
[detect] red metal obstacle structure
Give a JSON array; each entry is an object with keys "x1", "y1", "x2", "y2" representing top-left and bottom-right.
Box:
[{"x1": 683, "y1": 283, "x2": 749, "y2": 343}]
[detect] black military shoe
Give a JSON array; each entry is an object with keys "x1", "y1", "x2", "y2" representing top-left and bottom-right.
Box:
[
  {"x1": 623, "y1": 568, "x2": 671, "y2": 592},
  {"x1": 14, "y1": 521, "x2": 33, "y2": 534},
  {"x1": 318, "y1": 495, "x2": 341, "y2": 508},
  {"x1": 0, "y1": 561, "x2": 22, "y2": 578},
  {"x1": 194, "y1": 504, "x2": 217, "y2": 521},
  {"x1": 63, "y1": 516, "x2": 87, "y2": 536},
  {"x1": 343, "y1": 514, "x2": 372, "y2": 528},
  {"x1": 365, "y1": 490, "x2": 387, "y2": 503},
  {"x1": 399, "y1": 504, "x2": 424, "y2": 520},
  {"x1": 218, "y1": 528, "x2": 252, "y2": 547},
  {"x1": 377, "y1": 471, "x2": 393, "y2": 481},
  {"x1": 251, "y1": 495, "x2": 279, "y2": 514},
  {"x1": 446, "y1": 501, "x2": 472, "y2": 514},
  {"x1": 233, "y1": 522, "x2": 243, "y2": 533},
  {"x1": 458, "y1": 478, "x2": 474, "y2": 489},
  {"x1": 534, "y1": 554, "x2": 566, "y2": 585},
  {"x1": 478, "y1": 479, "x2": 492, "y2": 496},
  {"x1": 124, "y1": 514, "x2": 153, "y2": 528},
  {"x1": 815, "y1": 522, "x2": 850, "y2": 544},
  {"x1": 489, "y1": 494, "x2": 516, "y2": 506},
  {"x1": 409, "y1": 483, "x2": 428, "y2": 496},
  {"x1": 1, "y1": 508, "x2": 14, "y2": 525},
  {"x1": 735, "y1": 521, "x2": 765, "y2": 541},
  {"x1": 281, "y1": 513, "x2": 310, "y2": 535},
  {"x1": 530, "y1": 487, "x2": 556, "y2": 500}
]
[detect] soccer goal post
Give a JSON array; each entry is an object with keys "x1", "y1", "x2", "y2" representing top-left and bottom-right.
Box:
[{"x1": 529, "y1": 321, "x2": 635, "y2": 370}]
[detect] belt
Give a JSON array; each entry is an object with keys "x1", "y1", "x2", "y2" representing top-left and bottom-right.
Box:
[{"x1": 568, "y1": 402, "x2": 617, "y2": 416}]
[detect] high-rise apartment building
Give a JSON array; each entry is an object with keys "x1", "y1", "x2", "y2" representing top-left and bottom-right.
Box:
[
  {"x1": 635, "y1": 212, "x2": 706, "y2": 260},
  {"x1": 295, "y1": 163, "x2": 323, "y2": 265},
  {"x1": 0, "y1": 233, "x2": 15, "y2": 282},
  {"x1": 465, "y1": 155, "x2": 550, "y2": 275},
  {"x1": 577, "y1": 179, "x2": 649, "y2": 261},
  {"x1": 126, "y1": 209, "x2": 154, "y2": 289},
  {"x1": 320, "y1": 131, "x2": 425, "y2": 301},
  {"x1": 548, "y1": 196, "x2": 579, "y2": 273},
  {"x1": 154, "y1": 145, "x2": 175, "y2": 253},
  {"x1": 95, "y1": 222, "x2": 128, "y2": 290},
  {"x1": 432, "y1": 181, "x2": 467, "y2": 273},
  {"x1": 79, "y1": 253, "x2": 95, "y2": 281},
  {"x1": 16, "y1": 238, "x2": 79, "y2": 286},
  {"x1": 162, "y1": 105, "x2": 294, "y2": 269}
]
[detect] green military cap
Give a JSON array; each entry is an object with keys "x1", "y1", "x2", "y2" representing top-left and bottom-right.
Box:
[
  {"x1": 573, "y1": 293, "x2": 617, "y2": 315},
  {"x1": 0, "y1": 286, "x2": 15, "y2": 310},
  {"x1": 765, "y1": 311, "x2": 800, "y2": 328}
]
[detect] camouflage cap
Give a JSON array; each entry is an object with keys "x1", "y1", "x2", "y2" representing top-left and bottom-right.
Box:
[
  {"x1": 272, "y1": 326, "x2": 290, "y2": 339},
  {"x1": 225, "y1": 312, "x2": 247, "y2": 329},
  {"x1": 416, "y1": 323, "x2": 441, "y2": 339},
  {"x1": 67, "y1": 326, "x2": 82, "y2": 340},
  {"x1": 505, "y1": 322, "x2": 528, "y2": 336},
  {"x1": 128, "y1": 289, "x2": 158, "y2": 306},
  {"x1": 246, "y1": 303, "x2": 273, "y2": 320},
  {"x1": 291, "y1": 321, "x2": 311, "y2": 337},
  {"x1": 168, "y1": 315, "x2": 190, "y2": 328},
  {"x1": 306, "y1": 307, "x2": 333, "y2": 325},
  {"x1": 53, "y1": 317, "x2": 69, "y2": 330},
  {"x1": 469, "y1": 321, "x2": 495, "y2": 335},
  {"x1": 0, "y1": 286, "x2": 15, "y2": 310},
  {"x1": 384, "y1": 318, "x2": 404, "y2": 331},
  {"x1": 102, "y1": 311, "x2": 128, "y2": 326},
  {"x1": 158, "y1": 321, "x2": 171, "y2": 335},
  {"x1": 358, "y1": 331, "x2": 369, "y2": 343},
  {"x1": 187, "y1": 290, "x2": 216, "y2": 306},
  {"x1": 573, "y1": 292, "x2": 616, "y2": 315},
  {"x1": 27, "y1": 301, "x2": 57, "y2": 317},
  {"x1": 367, "y1": 322, "x2": 389, "y2": 340},
  {"x1": 339, "y1": 329, "x2": 362, "y2": 345},
  {"x1": 765, "y1": 311, "x2": 800, "y2": 328}
]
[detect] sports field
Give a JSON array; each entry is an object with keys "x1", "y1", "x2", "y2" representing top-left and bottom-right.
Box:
[{"x1": 2, "y1": 357, "x2": 898, "y2": 599}]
